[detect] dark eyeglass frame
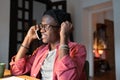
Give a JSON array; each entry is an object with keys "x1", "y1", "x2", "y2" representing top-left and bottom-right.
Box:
[{"x1": 38, "y1": 23, "x2": 59, "y2": 31}]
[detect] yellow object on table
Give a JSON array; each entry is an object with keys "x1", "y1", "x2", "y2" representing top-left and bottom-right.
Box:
[{"x1": 4, "y1": 69, "x2": 11, "y2": 77}]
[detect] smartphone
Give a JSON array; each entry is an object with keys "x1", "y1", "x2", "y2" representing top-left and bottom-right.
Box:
[{"x1": 35, "y1": 29, "x2": 41, "y2": 40}]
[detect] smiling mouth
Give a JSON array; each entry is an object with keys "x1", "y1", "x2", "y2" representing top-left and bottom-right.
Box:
[{"x1": 42, "y1": 34, "x2": 47, "y2": 39}]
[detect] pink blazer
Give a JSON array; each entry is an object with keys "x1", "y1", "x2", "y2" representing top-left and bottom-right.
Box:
[{"x1": 10, "y1": 42, "x2": 86, "y2": 80}]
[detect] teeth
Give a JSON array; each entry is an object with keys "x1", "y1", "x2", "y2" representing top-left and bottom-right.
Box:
[{"x1": 42, "y1": 34, "x2": 46, "y2": 38}]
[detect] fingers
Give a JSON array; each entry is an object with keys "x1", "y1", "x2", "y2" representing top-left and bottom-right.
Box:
[
  {"x1": 61, "y1": 21, "x2": 72, "y2": 27},
  {"x1": 60, "y1": 21, "x2": 73, "y2": 36},
  {"x1": 35, "y1": 25, "x2": 40, "y2": 31},
  {"x1": 61, "y1": 21, "x2": 73, "y2": 31}
]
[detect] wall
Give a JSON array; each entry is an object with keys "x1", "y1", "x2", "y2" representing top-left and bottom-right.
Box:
[
  {"x1": 92, "y1": 9, "x2": 113, "y2": 36},
  {"x1": 0, "y1": 0, "x2": 10, "y2": 68},
  {"x1": 33, "y1": 1, "x2": 46, "y2": 24},
  {"x1": 113, "y1": 0, "x2": 120, "y2": 80}
]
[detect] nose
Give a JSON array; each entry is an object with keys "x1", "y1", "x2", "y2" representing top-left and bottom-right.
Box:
[{"x1": 40, "y1": 28, "x2": 46, "y2": 33}]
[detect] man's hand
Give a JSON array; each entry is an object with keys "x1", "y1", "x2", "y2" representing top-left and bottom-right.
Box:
[{"x1": 60, "y1": 21, "x2": 73, "y2": 44}]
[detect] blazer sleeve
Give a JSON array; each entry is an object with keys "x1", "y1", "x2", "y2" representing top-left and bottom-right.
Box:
[
  {"x1": 10, "y1": 47, "x2": 40, "y2": 76},
  {"x1": 55, "y1": 44, "x2": 86, "y2": 80}
]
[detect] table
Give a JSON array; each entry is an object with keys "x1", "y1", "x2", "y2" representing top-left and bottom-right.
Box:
[{"x1": 0, "y1": 69, "x2": 39, "y2": 80}]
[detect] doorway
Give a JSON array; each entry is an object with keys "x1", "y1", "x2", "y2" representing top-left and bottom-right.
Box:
[
  {"x1": 93, "y1": 19, "x2": 115, "y2": 80},
  {"x1": 90, "y1": 2, "x2": 116, "y2": 80},
  {"x1": 82, "y1": 1, "x2": 116, "y2": 79}
]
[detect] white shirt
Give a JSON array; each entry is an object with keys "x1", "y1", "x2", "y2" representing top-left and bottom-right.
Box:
[{"x1": 41, "y1": 49, "x2": 56, "y2": 80}]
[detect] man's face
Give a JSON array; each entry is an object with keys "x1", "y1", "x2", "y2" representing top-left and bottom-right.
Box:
[{"x1": 40, "y1": 15, "x2": 60, "y2": 44}]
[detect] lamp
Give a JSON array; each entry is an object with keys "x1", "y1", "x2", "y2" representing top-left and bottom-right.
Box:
[{"x1": 93, "y1": 23, "x2": 107, "y2": 59}]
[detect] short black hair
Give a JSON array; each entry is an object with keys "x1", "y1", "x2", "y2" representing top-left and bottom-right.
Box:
[{"x1": 43, "y1": 9, "x2": 72, "y2": 27}]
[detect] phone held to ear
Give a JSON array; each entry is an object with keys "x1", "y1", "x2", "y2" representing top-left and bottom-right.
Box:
[{"x1": 35, "y1": 29, "x2": 41, "y2": 40}]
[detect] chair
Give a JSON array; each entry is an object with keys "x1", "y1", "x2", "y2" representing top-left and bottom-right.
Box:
[{"x1": 84, "y1": 60, "x2": 89, "y2": 80}]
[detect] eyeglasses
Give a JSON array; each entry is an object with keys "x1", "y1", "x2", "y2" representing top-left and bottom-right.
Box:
[{"x1": 38, "y1": 23, "x2": 59, "y2": 31}]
